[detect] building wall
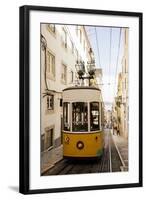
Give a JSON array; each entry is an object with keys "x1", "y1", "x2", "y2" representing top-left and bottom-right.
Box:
[
  {"x1": 114, "y1": 28, "x2": 129, "y2": 138},
  {"x1": 122, "y1": 28, "x2": 129, "y2": 138},
  {"x1": 119, "y1": 28, "x2": 129, "y2": 138}
]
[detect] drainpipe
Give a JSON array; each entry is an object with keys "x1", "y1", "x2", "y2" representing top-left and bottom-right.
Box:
[{"x1": 41, "y1": 34, "x2": 49, "y2": 92}]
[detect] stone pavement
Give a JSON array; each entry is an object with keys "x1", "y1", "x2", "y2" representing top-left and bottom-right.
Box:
[
  {"x1": 112, "y1": 133, "x2": 128, "y2": 171},
  {"x1": 41, "y1": 145, "x2": 63, "y2": 175}
]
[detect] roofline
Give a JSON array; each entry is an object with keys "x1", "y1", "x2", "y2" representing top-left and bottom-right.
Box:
[{"x1": 63, "y1": 86, "x2": 101, "y2": 91}]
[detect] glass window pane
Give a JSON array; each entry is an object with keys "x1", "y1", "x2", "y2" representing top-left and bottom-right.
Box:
[
  {"x1": 72, "y1": 102, "x2": 88, "y2": 132},
  {"x1": 47, "y1": 51, "x2": 55, "y2": 77},
  {"x1": 61, "y1": 64, "x2": 67, "y2": 83},
  {"x1": 51, "y1": 56, "x2": 55, "y2": 76},
  {"x1": 63, "y1": 102, "x2": 70, "y2": 131},
  {"x1": 47, "y1": 95, "x2": 54, "y2": 110},
  {"x1": 90, "y1": 102, "x2": 100, "y2": 131}
]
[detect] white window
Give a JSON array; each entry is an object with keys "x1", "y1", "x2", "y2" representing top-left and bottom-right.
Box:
[
  {"x1": 61, "y1": 64, "x2": 67, "y2": 84},
  {"x1": 62, "y1": 28, "x2": 67, "y2": 48},
  {"x1": 47, "y1": 51, "x2": 55, "y2": 79},
  {"x1": 47, "y1": 24, "x2": 55, "y2": 33},
  {"x1": 70, "y1": 71, "x2": 74, "y2": 83},
  {"x1": 79, "y1": 29, "x2": 82, "y2": 43},
  {"x1": 71, "y1": 41, "x2": 74, "y2": 54},
  {"x1": 47, "y1": 95, "x2": 54, "y2": 110}
]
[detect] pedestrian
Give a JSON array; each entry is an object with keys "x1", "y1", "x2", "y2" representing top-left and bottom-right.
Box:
[
  {"x1": 113, "y1": 122, "x2": 117, "y2": 135},
  {"x1": 117, "y1": 124, "x2": 120, "y2": 136}
]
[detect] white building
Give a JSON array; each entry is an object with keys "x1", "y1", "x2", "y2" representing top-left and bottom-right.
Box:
[
  {"x1": 40, "y1": 24, "x2": 94, "y2": 156},
  {"x1": 113, "y1": 28, "x2": 129, "y2": 138},
  {"x1": 121, "y1": 28, "x2": 129, "y2": 138}
]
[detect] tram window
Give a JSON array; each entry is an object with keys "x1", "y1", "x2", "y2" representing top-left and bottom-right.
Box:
[
  {"x1": 72, "y1": 102, "x2": 88, "y2": 132},
  {"x1": 90, "y1": 102, "x2": 100, "y2": 131},
  {"x1": 63, "y1": 102, "x2": 70, "y2": 131}
]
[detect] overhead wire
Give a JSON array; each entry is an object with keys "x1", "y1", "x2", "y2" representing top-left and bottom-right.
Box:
[
  {"x1": 108, "y1": 28, "x2": 112, "y2": 85},
  {"x1": 87, "y1": 27, "x2": 122, "y2": 108},
  {"x1": 95, "y1": 27, "x2": 101, "y2": 68},
  {"x1": 106, "y1": 28, "x2": 112, "y2": 107}
]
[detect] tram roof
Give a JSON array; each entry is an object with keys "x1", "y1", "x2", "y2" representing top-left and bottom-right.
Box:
[
  {"x1": 63, "y1": 86, "x2": 102, "y2": 102},
  {"x1": 63, "y1": 86, "x2": 101, "y2": 92}
]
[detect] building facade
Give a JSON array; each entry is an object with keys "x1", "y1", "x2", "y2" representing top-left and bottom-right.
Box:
[{"x1": 113, "y1": 28, "x2": 129, "y2": 138}]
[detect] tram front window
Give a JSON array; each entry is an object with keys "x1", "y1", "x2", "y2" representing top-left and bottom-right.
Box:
[
  {"x1": 63, "y1": 102, "x2": 70, "y2": 131},
  {"x1": 90, "y1": 102, "x2": 100, "y2": 131},
  {"x1": 72, "y1": 102, "x2": 88, "y2": 132}
]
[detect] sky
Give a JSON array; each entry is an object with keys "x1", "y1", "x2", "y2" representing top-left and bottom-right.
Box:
[{"x1": 86, "y1": 26, "x2": 124, "y2": 110}]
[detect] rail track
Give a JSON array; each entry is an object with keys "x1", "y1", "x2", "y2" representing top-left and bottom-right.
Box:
[{"x1": 43, "y1": 129, "x2": 126, "y2": 176}]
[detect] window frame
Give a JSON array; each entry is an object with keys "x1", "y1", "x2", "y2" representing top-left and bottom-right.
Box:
[
  {"x1": 71, "y1": 40, "x2": 74, "y2": 54},
  {"x1": 47, "y1": 50, "x2": 55, "y2": 80},
  {"x1": 63, "y1": 102, "x2": 71, "y2": 131},
  {"x1": 47, "y1": 24, "x2": 56, "y2": 34},
  {"x1": 61, "y1": 63, "x2": 67, "y2": 84},
  {"x1": 46, "y1": 94, "x2": 54, "y2": 111},
  {"x1": 90, "y1": 101, "x2": 101, "y2": 131},
  {"x1": 79, "y1": 29, "x2": 82, "y2": 43},
  {"x1": 62, "y1": 28, "x2": 67, "y2": 49},
  {"x1": 72, "y1": 102, "x2": 88, "y2": 132},
  {"x1": 70, "y1": 70, "x2": 74, "y2": 83}
]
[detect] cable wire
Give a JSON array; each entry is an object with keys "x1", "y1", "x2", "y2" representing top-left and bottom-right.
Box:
[
  {"x1": 95, "y1": 27, "x2": 101, "y2": 67},
  {"x1": 109, "y1": 28, "x2": 112, "y2": 85}
]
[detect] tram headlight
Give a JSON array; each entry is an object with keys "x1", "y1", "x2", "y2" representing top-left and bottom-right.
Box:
[
  {"x1": 64, "y1": 136, "x2": 70, "y2": 144},
  {"x1": 76, "y1": 141, "x2": 84, "y2": 150}
]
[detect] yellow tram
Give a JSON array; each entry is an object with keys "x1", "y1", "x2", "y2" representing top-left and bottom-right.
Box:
[{"x1": 62, "y1": 86, "x2": 104, "y2": 159}]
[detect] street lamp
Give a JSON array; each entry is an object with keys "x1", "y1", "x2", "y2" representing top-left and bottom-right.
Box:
[
  {"x1": 87, "y1": 48, "x2": 96, "y2": 85},
  {"x1": 75, "y1": 60, "x2": 85, "y2": 79},
  {"x1": 75, "y1": 48, "x2": 96, "y2": 86}
]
